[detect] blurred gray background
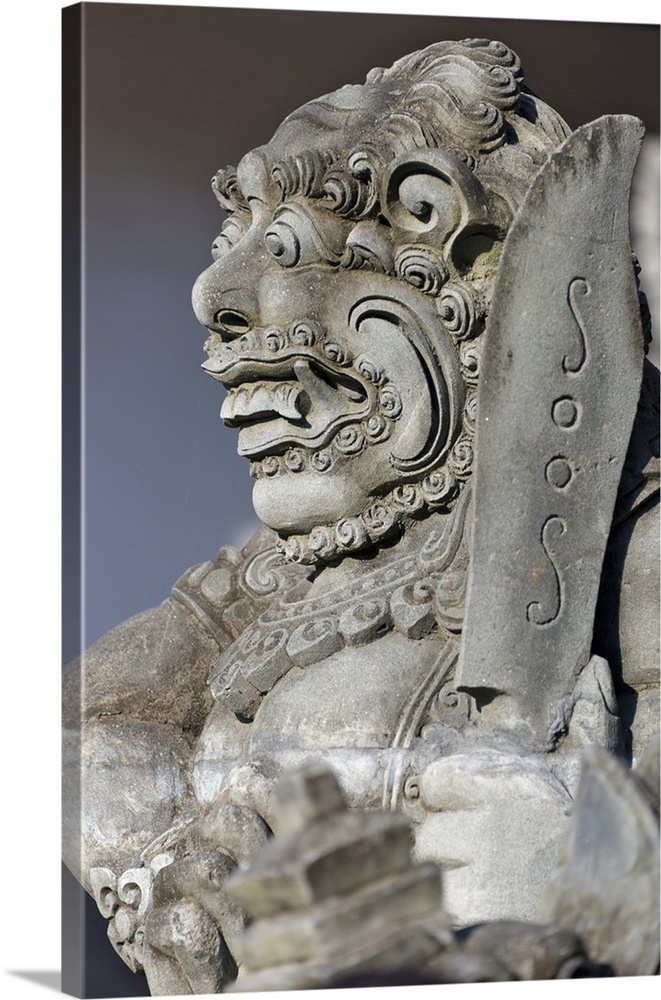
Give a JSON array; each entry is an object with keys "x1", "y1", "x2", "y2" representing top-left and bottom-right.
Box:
[{"x1": 63, "y1": 5, "x2": 659, "y2": 995}]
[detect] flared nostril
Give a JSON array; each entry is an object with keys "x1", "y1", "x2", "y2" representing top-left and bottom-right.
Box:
[
  {"x1": 213, "y1": 309, "x2": 252, "y2": 336},
  {"x1": 191, "y1": 264, "x2": 260, "y2": 337}
]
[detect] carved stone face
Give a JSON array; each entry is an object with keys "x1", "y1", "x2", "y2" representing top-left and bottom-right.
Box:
[{"x1": 193, "y1": 149, "x2": 490, "y2": 560}]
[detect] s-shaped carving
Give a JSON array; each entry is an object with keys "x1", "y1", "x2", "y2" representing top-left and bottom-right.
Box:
[
  {"x1": 563, "y1": 278, "x2": 590, "y2": 375},
  {"x1": 526, "y1": 516, "x2": 567, "y2": 627}
]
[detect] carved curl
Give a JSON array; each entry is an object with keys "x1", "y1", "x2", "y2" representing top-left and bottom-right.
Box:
[{"x1": 252, "y1": 38, "x2": 570, "y2": 234}]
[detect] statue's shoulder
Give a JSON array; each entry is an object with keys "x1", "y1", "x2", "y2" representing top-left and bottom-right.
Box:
[
  {"x1": 612, "y1": 357, "x2": 659, "y2": 526},
  {"x1": 171, "y1": 525, "x2": 313, "y2": 647}
]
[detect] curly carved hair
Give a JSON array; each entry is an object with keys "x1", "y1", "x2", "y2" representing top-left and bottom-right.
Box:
[{"x1": 252, "y1": 38, "x2": 572, "y2": 222}]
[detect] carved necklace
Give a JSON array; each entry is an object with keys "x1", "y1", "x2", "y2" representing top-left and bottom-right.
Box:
[{"x1": 208, "y1": 486, "x2": 472, "y2": 720}]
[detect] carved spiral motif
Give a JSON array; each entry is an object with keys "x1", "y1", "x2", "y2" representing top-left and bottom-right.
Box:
[
  {"x1": 403, "y1": 775, "x2": 421, "y2": 800},
  {"x1": 465, "y1": 391, "x2": 478, "y2": 424},
  {"x1": 439, "y1": 283, "x2": 477, "y2": 340},
  {"x1": 421, "y1": 470, "x2": 458, "y2": 507},
  {"x1": 363, "y1": 414, "x2": 390, "y2": 442},
  {"x1": 348, "y1": 148, "x2": 375, "y2": 179},
  {"x1": 395, "y1": 245, "x2": 448, "y2": 296},
  {"x1": 486, "y1": 64, "x2": 519, "y2": 106},
  {"x1": 482, "y1": 38, "x2": 520, "y2": 69},
  {"x1": 211, "y1": 166, "x2": 248, "y2": 211},
  {"x1": 336, "y1": 517, "x2": 369, "y2": 550},
  {"x1": 348, "y1": 147, "x2": 381, "y2": 210},
  {"x1": 462, "y1": 100, "x2": 504, "y2": 147},
  {"x1": 323, "y1": 168, "x2": 369, "y2": 218},
  {"x1": 391, "y1": 483, "x2": 425, "y2": 514},
  {"x1": 243, "y1": 549, "x2": 290, "y2": 595},
  {"x1": 356, "y1": 356, "x2": 384, "y2": 384},
  {"x1": 448, "y1": 439, "x2": 474, "y2": 478},
  {"x1": 271, "y1": 158, "x2": 298, "y2": 198},
  {"x1": 334, "y1": 426, "x2": 365, "y2": 455},
  {"x1": 289, "y1": 321, "x2": 316, "y2": 347},
  {"x1": 271, "y1": 150, "x2": 334, "y2": 200},
  {"x1": 459, "y1": 342, "x2": 481, "y2": 382},
  {"x1": 264, "y1": 328, "x2": 286, "y2": 352},
  {"x1": 284, "y1": 448, "x2": 306, "y2": 472},
  {"x1": 311, "y1": 449, "x2": 333, "y2": 472},
  {"x1": 301, "y1": 150, "x2": 329, "y2": 195},
  {"x1": 378, "y1": 385, "x2": 403, "y2": 419},
  {"x1": 261, "y1": 455, "x2": 280, "y2": 478},
  {"x1": 411, "y1": 580, "x2": 436, "y2": 604},
  {"x1": 316, "y1": 147, "x2": 380, "y2": 221},
  {"x1": 308, "y1": 526, "x2": 336, "y2": 560},
  {"x1": 363, "y1": 503, "x2": 396, "y2": 537},
  {"x1": 323, "y1": 342, "x2": 351, "y2": 366},
  {"x1": 434, "y1": 685, "x2": 459, "y2": 710}
]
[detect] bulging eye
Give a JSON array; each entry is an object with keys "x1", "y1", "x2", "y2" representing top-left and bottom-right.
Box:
[
  {"x1": 264, "y1": 203, "x2": 346, "y2": 269},
  {"x1": 264, "y1": 220, "x2": 301, "y2": 267}
]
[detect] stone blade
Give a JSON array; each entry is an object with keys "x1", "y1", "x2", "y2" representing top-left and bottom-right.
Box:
[{"x1": 456, "y1": 116, "x2": 645, "y2": 744}]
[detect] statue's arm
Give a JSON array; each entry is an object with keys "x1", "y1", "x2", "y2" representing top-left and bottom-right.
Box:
[
  {"x1": 63, "y1": 596, "x2": 220, "y2": 734},
  {"x1": 63, "y1": 525, "x2": 309, "y2": 892},
  {"x1": 62, "y1": 594, "x2": 223, "y2": 893}
]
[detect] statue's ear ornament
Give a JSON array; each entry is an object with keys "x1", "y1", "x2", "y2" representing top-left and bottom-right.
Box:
[
  {"x1": 380, "y1": 149, "x2": 494, "y2": 268},
  {"x1": 456, "y1": 115, "x2": 647, "y2": 748},
  {"x1": 348, "y1": 294, "x2": 464, "y2": 475}
]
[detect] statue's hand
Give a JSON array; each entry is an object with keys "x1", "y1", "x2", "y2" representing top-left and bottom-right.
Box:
[
  {"x1": 91, "y1": 803, "x2": 270, "y2": 994},
  {"x1": 140, "y1": 848, "x2": 243, "y2": 995},
  {"x1": 411, "y1": 745, "x2": 573, "y2": 927},
  {"x1": 410, "y1": 654, "x2": 624, "y2": 928}
]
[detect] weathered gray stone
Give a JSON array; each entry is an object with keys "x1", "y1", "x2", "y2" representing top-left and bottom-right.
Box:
[
  {"x1": 540, "y1": 733, "x2": 660, "y2": 977},
  {"x1": 457, "y1": 116, "x2": 646, "y2": 745},
  {"x1": 231, "y1": 920, "x2": 445, "y2": 993},
  {"x1": 226, "y1": 812, "x2": 414, "y2": 920},
  {"x1": 63, "y1": 35, "x2": 659, "y2": 993},
  {"x1": 231, "y1": 864, "x2": 442, "y2": 970},
  {"x1": 451, "y1": 921, "x2": 593, "y2": 980},
  {"x1": 227, "y1": 763, "x2": 607, "y2": 988},
  {"x1": 225, "y1": 765, "x2": 449, "y2": 989}
]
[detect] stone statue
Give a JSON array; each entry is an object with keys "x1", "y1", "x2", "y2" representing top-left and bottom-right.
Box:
[{"x1": 62, "y1": 38, "x2": 659, "y2": 994}]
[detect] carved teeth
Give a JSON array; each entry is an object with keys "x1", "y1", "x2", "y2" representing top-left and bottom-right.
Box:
[{"x1": 221, "y1": 381, "x2": 308, "y2": 425}]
